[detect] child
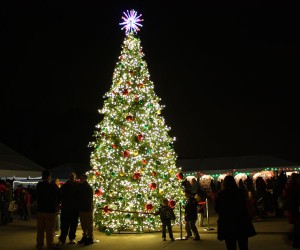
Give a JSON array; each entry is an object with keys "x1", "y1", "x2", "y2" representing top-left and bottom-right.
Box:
[{"x1": 158, "y1": 198, "x2": 175, "y2": 241}]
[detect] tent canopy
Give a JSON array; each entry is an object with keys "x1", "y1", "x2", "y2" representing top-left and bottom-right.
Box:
[
  {"x1": 0, "y1": 142, "x2": 44, "y2": 178},
  {"x1": 177, "y1": 155, "x2": 299, "y2": 174}
]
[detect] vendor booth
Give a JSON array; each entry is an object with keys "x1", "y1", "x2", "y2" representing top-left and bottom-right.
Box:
[
  {"x1": 252, "y1": 170, "x2": 274, "y2": 181},
  {"x1": 234, "y1": 173, "x2": 248, "y2": 184},
  {"x1": 200, "y1": 174, "x2": 214, "y2": 191},
  {"x1": 217, "y1": 174, "x2": 227, "y2": 182}
]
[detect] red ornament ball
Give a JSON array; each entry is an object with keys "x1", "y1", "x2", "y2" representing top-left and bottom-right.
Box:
[
  {"x1": 168, "y1": 200, "x2": 176, "y2": 208},
  {"x1": 145, "y1": 203, "x2": 153, "y2": 211},
  {"x1": 103, "y1": 205, "x2": 110, "y2": 214},
  {"x1": 149, "y1": 183, "x2": 157, "y2": 190},
  {"x1": 95, "y1": 189, "x2": 103, "y2": 197},
  {"x1": 151, "y1": 171, "x2": 157, "y2": 176},
  {"x1": 122, "y1": 89, "x2": 129, "y2": 95},
  {"x1": 141, "y1": 159, "x2": 147, "y2": 165},
  {"x1": 137, "y1": 134, "x2": 143, "y2": 142},
  {"x1": 133, "y1": 172, "x2": 141, "y2": 180},
  {"x1": 112, "y1": 144, "x2": 117, "y2": 149},
  {"x1": 126, "y1": 115, "x2": 134, "y2": 122},
  {"x1": 176, "y1": 172, "x2": 183, "y2": 180},
  {"x1": 95, "y1": 171, "x2": 101, "y2": 176},
  {"x1": 122, "y1": 150, "x2": 130, "y2": 157}
]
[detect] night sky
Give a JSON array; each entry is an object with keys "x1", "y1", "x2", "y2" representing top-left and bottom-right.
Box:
[{"x1": 1, "y1": 1, "x2": 299, "y2": 170}]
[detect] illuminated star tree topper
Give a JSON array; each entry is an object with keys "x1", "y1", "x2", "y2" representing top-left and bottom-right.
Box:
[{"x1": 119, "y1": 9, "x2": 143, "y2": 34}]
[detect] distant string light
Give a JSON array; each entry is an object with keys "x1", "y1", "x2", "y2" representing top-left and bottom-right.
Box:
[{"x1": 119, "y1": 9, "x2": 143, "y2": 34}]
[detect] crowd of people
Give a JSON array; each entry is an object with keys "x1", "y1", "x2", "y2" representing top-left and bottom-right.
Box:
[
  {"x1": 35, "y1": 170, "x2": 94, "y2": 250},
  {"x1": 182, "y1": 170, "x2": 293, "y2": 221},
  {"x1": 179, "y1": 171, "x2": 300, "y2": 249},
  {"x1": 0, "y1": 170, "x2": 94, "y2": 250},
  {"x1": 238, "y1": 171, "x2": 289, "y2": 219},
  {"x1": 1, "y1": 169, "x2": 300, "y2": 249},
  {"x1": 0, "y1": 180, "x2": 38, "y2": 224},
  {"x1": 0, "y1": 179, "x2": 14, "y2": 224}
]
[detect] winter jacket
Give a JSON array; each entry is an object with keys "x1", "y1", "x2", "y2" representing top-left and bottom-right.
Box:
[
  {"x1": 36, "y1": 180, "x2": 60, "y2": 213},
  {"x1": 77, "y1": 182, "x2": 93, "y2": 212},
  {"x1": 184, "y1": 196, "x2": 198, "y2": 221},
  {"x1": 215, "y1": 188, "x2": 256, "y2": 240}
]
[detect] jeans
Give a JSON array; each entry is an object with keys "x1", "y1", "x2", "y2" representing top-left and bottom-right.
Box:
[
  {"x1": 59, "y1": 210, "x2": 78, "y2": 242},
  {"x1": 79, "y1": 211, "x2": 93, "y2": 238},
  {"x1": 185, "y1": 220, "x2": 200, "y2": 239},
  {"x1": 162, "y1": 220, "x2": 173, "y2": 239}
]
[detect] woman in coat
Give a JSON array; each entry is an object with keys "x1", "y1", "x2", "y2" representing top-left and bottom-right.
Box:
[{"x1": 215, "y1": 175, "x2": 256, "y2": 250}]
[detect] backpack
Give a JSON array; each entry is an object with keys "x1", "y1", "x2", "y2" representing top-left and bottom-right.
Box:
[{"x1": 162, "y1": 206, "x2": 175, "y2": 220}]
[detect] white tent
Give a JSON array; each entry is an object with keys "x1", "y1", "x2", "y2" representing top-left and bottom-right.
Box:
[
  {"x1": 186, "y1": 175, "x2": 197, "y2": 182},
  {"x1": 252, "y1": 170, "x2": 274, "y2": 181},
  {"x1": 177, "y1": 154, "x2": 299, "y2": 174},
  {"x1": 218, "y1": 174, "x2": 228, "y2": 182},
  {"x1": 234, "y1": 173, "x2": 248, "y2": 183},
  {"x1": 200, "y1": 174, "x2": 214, "y2": 188},
  {"x1": 0, "y1": 143, "x2": 44, "y2": 178}
]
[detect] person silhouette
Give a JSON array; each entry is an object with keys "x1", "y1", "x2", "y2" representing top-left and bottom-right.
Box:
[
  {"x1": 184, "y1": 190, "x2": 200, "y2": 241},
  {"x1": 215, "y1": 175, "x2": 256, "y2": 250}
]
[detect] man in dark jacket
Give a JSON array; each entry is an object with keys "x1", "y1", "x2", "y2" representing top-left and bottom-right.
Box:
[
  {"x1": 57, "y1": 172, "x2": 78, "y2": 246},
  {"x1": 36, "y1": 170, "x2": 60, "y2": 250},
  {"x1": 184, "y1": 190, "x2": 200, "y2": 240},
  {"x1": 77, "y1": 174, "x2": 94, "y2": 246}
]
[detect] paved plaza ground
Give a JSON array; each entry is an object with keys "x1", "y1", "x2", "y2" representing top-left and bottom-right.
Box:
[{"x1": 0, "y1": 212, "x2": 296, "y2": 250}]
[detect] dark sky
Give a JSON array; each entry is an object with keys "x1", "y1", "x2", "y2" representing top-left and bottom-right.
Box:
[{"x1": 1, "y1": 1, "x2": 299, "y2": 169}]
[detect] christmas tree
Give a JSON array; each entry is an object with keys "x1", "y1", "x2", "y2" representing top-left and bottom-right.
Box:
[{"x1": 87, "y1": 10, "x2": 185, "y2": 234}]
